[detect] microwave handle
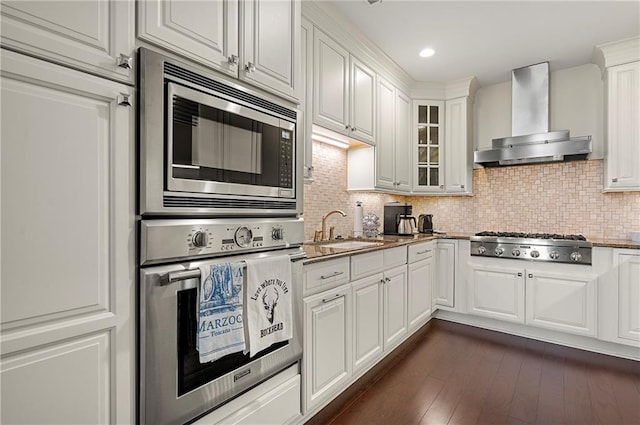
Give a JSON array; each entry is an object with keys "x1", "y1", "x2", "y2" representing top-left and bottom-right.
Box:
[{"x1": 162, "y1": 251, "x2": 307, "y2": 285}]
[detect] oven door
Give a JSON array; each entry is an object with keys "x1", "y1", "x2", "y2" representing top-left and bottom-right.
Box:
[
  {"x1": 168, "y1": 83, "x2": 296, "y2": 199},
  {"x1": 139, "y1": 248, "x2": 304, "y2": 425}
]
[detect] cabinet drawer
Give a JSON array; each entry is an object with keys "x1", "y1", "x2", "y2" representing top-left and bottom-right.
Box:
[
  {"x1": 351, "y1": 251, "x2": 384, "y2": 281},
  {"x1": 384, "y1": 246, "x2": 407, "y2": 268},
  {"x1": 408, "y1": 242, "x2": 435, "y2": 263},
  {"x1": 303, "y1": 258, "x2": 350, "y2": 296}
]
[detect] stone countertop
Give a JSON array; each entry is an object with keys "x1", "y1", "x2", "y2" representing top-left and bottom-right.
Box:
[
  {"x1": 302, "y1": 233, "x2": 640, "y2": 264},
  {"x1": 302, "y1": 232, "x2": 472, "y2": 264}
]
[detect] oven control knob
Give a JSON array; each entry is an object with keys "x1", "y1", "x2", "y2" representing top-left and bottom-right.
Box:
[
  {"x1": 192, "y1": 231, "x2": 208, "y2": 248},
  {"x1": 478, "y1": 246, "x2": 486, "y2": 254},
  {"x1": 234, "y1": 226, "x2": 253, "y2": 247},
  {"x1": 570, "y1": 252, "x2": 582, "y2": 262},
  {"x1": 272, "y1": 227, "x2": 283, "y2": 241},
  {"x1": 495, "y1": 247, "x2": 504, "y2": 256},
  {"x1": 549, "y1": 250, "x2": 560, "y2": 260},
  {"x1": 512, "y1": 249, "x2": 521, "y2": 257},
  {"x1": 531, "y1": 250, "x2": 540, "y2": 258}
]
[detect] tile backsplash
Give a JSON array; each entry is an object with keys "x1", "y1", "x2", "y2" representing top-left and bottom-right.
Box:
[{"x1": 303, "y1": 141, "x2": 640, "y2": 241}]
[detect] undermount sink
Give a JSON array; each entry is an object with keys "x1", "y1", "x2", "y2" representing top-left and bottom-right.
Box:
[{"x1": 319, "y1": 240, "x2": 384, "y2": 250}]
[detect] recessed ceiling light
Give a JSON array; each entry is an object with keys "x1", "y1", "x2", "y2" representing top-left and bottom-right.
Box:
[{"x1": 419, "y1": 48, "x2": 435, "y2": 58}]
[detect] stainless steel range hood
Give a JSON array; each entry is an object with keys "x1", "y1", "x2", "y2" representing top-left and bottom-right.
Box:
[{"x1": 474, "y1": 62, "x2": 592, "y2": 167}]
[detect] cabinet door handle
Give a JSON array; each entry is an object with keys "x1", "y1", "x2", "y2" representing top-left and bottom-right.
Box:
[
  {"x1": 117, "y1": 94, "x2": 131, "y2": 107},
  {"x1": 245, "y1": 62, "x2": 256, "y2": 73},
  {"x1": 439, "y1": 185, "x2": 444, "y2": 189},
  {"x1": 228, "y1": 55, "x2": 239, "y2": 65},
  {"x1": 528, "y1": 273, "x2": 533, "y2": 278},
  {"x1": 322, "y1": 294, "x2": 343, "y2": 304},
  {"x1": 351, "y1": 126, "x2": 356, "y2": 132},
  {"x1": 117, "y1": 54, "x2": 132, "y2": 69},
  {"x1": 320, "y1": 271, "x2": 343, "y2": 280},
  {"x1": 385, "y1": 277, "x2": 391, "y2": 282},
  {"x1": 345, "y1": 124, "x2": 350, "y2": 130},
  {"x1": 517, "y1": 272, "x2": 523, "y2": 277},
  {"x1": 612, "y1": 177, "x2": 618, "y2": 183},
  {"x1": 460, "y1": 184, "x2": 465, "y2": 189},
  {"x1": 417, "y1": 249, "x2": 432, "y2": 254}
]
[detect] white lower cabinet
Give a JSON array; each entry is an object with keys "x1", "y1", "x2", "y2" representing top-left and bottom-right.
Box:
[
  {"x1": 303, "y1": 284, "x2": 351, "y2": 413},
  {"x1": 352, "y1": 274, "x2": 384, "y2": 374},
  {"x1": 526, "y1": 269, "x2": 597, "y2": 337},
  {"x1": 383, "y1": 264, "x2": 409, "y2": 351},
  {"x1": 407, "y1": 242, "x2": 435, "y2": 331},
  {"x1": 615, "y1": 250, "x2": 640, "y2": 341},
  {"x1": 468, "y1": 264, "x2": 525, "y2": 323},
  {"x1": 435, "y1": 241, "x2": 456, "y2": 308}
]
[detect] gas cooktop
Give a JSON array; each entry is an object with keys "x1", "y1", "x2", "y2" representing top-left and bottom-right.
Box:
[{"x1": 470, "y1": 231, "x2": 592, "y2": 265}]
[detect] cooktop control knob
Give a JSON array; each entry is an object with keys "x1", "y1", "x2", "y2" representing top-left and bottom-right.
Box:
[
  {"x1": 531, "y1": 250, "x2": 540, "y2": 258},
  {"x1": 192, "y1": 231, "x2": 208, "y2": 248},
  {"x1": 512, "y1": 249, "x2": 521, "y2": 257},
  {"x1": 570, "y1": 252, "x2": 582, "y2": 262},
  {"x1": 495, "y1": 247, "x2": 504, "y2": 256},
  {"x1": 234, "y1": 226, "x2": 253, "y2": 247},
  {"x1": 549, "y1": 250, "x2": 560, "y2": 260},
  {"x1": 272, "y1": 227, "x2": 283, "y2": 241},
  {"x1": 478, "y1": 246, "x2": 486, "y2": 254}
]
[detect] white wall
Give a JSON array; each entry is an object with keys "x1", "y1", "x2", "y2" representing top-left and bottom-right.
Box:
[{"x1": 473, "y1": 63, "x2": 604, "y2": 159}]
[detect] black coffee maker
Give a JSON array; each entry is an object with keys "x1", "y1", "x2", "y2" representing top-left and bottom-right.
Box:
[
  {"x1": 383, "y1": 202, "x2": 412, "y2": 235},
  {"x1": 418, "y1": 214, "x2": 434, "y2": 234}
]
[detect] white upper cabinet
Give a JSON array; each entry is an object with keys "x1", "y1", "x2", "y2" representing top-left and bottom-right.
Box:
[
  {"x1": 301, "y1": 18, "x2": 314, "y2": 182},
  {"x1": 138, "y1": 0, "x2": 299, "y2": 101},
  {"x1": 1, "y1": 0, "x2": 135, "y2": 84},
  {"x1": 444, "y1": 97, "x2": 473, "y2": 194},
  {"x1": 313, "y1": 29, "x2": 375, "y2": 144},
  {"x1": 375, "y1": 77, "x2": 411, "y2": 192},
  {"x1": 240, "y1": 0, "x2": 300, "y2": 100},
  {"x1": 594, "y1": 37, "x2": 640, "y2": 191}
]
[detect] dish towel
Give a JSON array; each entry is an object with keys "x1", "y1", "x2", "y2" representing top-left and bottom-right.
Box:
[
  {"x1": 245, "y1": 255, "x2": 293, "y2": 357},
  {"x1": 197, "y1": 261, "x2": 246, "y2": 363}
]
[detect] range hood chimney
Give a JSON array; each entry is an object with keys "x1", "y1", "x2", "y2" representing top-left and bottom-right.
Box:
[{"x1": 474, "y1": 62, "x2": 591, "y2": 167}]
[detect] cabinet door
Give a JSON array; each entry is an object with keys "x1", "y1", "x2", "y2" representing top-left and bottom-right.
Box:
[
  {"x1": 375, "y1": 77, "x2": 396, "y2": 190},
  {"x1": 394, "y1": 89, "x2": 412, "y2": 192},
  {"x1": 526, "y1": 270, "x2": 597, "y2": 337},
  {"x1": 468, "y1": 265, "x2": 525, "y2": 323},
  {"x1": 352, "y1": 275, "x2": 383, "y2": 374},
  {"x1": 301, "y1": 18, "x2": 313, "y2": 182},
  {"x1": 445, "y1": 97, "x2": 472, "y2": 194},
  {"x1": 408, "y1": 256, "x2": 434, "y2": 331},
  {"x1": 350, "y1": 56, "x2": 376, "y2": 144},
  {"x1": 383, "y1": 265, "x2": 408, "y2": 351},
  {"x1": 617, "y1": 252, "x2": 640, "y2": 341},
  {"x1": 1, "y1": 50, "x2": 134, "y2": 423},
  {"x1": 605, "y1": 61, "x2": 640, "y2": 191},
  {"x1": 138, "y1": 0, "x2": 239, "y2": 78},
  {"x1": 241, "y1": 0, "x2": 300, "y2": 101},
  {"x1": 435, "y1": 241, "x2": 456, "y2": 308},
  {"x1": 303, "y1": 285, "x2": 351, "y2": 412},
  {"x1": 1, "y1": 0, "x2": 135, "y2": 84},
  {"x1": 313, "y1": 30, "x2": 349, "y2": 135},
  {"x1": 413, "y1": 100, "x2": 444, "y2": 193}
]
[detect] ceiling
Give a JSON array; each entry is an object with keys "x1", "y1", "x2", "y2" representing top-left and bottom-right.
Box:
[{"x1": 326, "y1": 1, "x2": 640, "y2": 86}]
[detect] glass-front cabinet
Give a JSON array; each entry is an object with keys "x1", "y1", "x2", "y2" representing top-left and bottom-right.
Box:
[{"x1": 413, "y1": 100, "x2": 444, "y2": 193}]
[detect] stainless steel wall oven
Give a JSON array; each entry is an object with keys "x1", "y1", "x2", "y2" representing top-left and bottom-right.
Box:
[
  {"x1": 139, "y1": 217, "x2": 305, "y2": 424},
  {"x1": 139, "y1": 48, "x2": 302, "y2": 216}
]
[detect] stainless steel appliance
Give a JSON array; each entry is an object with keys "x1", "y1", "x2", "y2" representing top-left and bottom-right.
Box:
[
  {"x1": 139, "y1": 48, "x2": 302, "y2": 216},
  {"x1": 383, "y1": 202, "x2": 412, "y2": 235},
  {"x1": 474, "y1": 62, "x2": 591, "y2": 167},
  {"x1": 418, "y1": 214, "x2": 433, "y2": 234},
  {"x1": 470, "y1": 232, "x2": 592, "y2": 265},
  {"x1": 397, "y1": 215, "x2": 417, "y2": 235},
  {"x1": 139, "y1": 217, "x2": 305, "y2": 425}
]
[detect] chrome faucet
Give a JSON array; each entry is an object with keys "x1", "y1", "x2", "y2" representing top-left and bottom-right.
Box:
[{"x1": 318, "y1": 210, "x2": 347, "y2": 241}]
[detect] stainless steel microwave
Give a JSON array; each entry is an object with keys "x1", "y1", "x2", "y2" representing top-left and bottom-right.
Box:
[{"x1": 139, "y1": 48, "x2": 302, "y2": 216}]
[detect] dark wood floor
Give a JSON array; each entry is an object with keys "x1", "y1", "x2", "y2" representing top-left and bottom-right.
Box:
[{"x1": 319, "y1": 320, "x2": 640, "y2": 425}]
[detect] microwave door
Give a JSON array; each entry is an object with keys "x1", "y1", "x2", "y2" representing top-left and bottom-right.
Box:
[{"x1": 166, "y1": 83, "x2": 293, "y2": 199}]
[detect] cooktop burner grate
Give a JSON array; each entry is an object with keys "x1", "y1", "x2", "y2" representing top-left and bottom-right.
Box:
[{"x1": 474, "y1": 231, "x2": 587, "y2": 241}]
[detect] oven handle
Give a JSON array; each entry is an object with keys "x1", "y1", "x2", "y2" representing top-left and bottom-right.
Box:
[{"x1": 162, "y1": 251, "x2": 307, "y2": 285}]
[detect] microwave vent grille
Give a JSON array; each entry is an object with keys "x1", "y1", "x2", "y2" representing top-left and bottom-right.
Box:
[
  {"x1": 164, "y1": 62, "x2": 297, "y2": 121},
  {"x1": 163, "y1": 195, "x2": 297, "y2": 210}
]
